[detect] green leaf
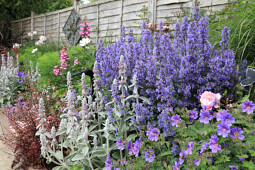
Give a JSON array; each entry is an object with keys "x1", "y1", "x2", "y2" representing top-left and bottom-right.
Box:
[
  {"x1": 126, "y1": 134, "x2": 137, "y2": 141},
  {"x1": 160, "y1": 151, "x2": 172, "y2": 156},
  {"x1": 54, "y1": 151, "x2": 63, "y2": 160},
  {"x1": 112, "y1": 152, "x2": 120, "y2": 159},
  {"x1": 243, "y1": 161, "x2": 255, "y2": 168},
  {"x1": 72, "y1": 154, "x2": 85, "y2": 161},
  {"x1": 71, "y1": 165, "x2": 82, "y2": 170}
]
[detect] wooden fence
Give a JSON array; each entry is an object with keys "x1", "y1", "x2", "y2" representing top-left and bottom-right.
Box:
[{"x1": 10, "y1": 0, "x2": 231, "y2": 44}]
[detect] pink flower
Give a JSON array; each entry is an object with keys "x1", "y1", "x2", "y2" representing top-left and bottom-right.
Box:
[
  {"x1": 59, "y1": 72, "x2": 63, "y2": 75},
  {"x1": 40, "y1": 35, "x2": 47, "y2": 42},
  {"x1": 74, "y1": 57, "x2": 79, "y2": 66},
  {"x1": 54, "y1": 68, "x2": 59, "y2": 75},
  {"x1": 200, "y1": 91, "x2": 221, "y2": 110}
]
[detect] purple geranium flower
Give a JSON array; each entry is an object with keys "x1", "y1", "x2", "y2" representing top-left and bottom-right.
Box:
[
  {"x1": 216, "y1": 110, "x2": 228, "y2": 121},
  {"x1": 172, "y1": 161, "x2": 180, "y2": 170},
  {"x1": 126, "y1": 140, "x2": 134, "y2": 155},
  {"x1": 199, "y1": 109, "x2": 213, "y2": 124},
  {"x1": 241, "y1": 100, "x2": 255, "y2": 114},
  {"x1": 189, "y1": 110, "x2": 198, "y2": 121},
  {"x1": 185, "y1": 142, "x2": 194, "y2": 155},
  {"x1": 194, "y1": 159, "x2": 201, "y2": 166},
  {"x1": 217, "y1": 123, "x2": 231, "y2": 138},
  {"x1": 18, "y1": 79, "x2": 23, "y2": 83},
  {"x1": 146, "y1": 128, "x2": 160, "y2": 141},
  {"x1": 105, "y1": 154, "x2": 113, "y2": 170},
  {"x1": 135, "y1": 138, "x2": 144, "y2": 147},
  {"x1": 221, "y1": 113, "x2": 235, "y2": 127},
  {"x1": 229, "y1": 165, "x2": 238, "y2": 170},
  {"x1": 200, "y1": 143, "x2": 208, "y2": 153},
  {"x1": 171, "y1": 114, "x2": 182, "y2": 127},
  {"x1": 230, "y1": 127, "x2": 245, "y2": 141},
  {"x1": 179, "y1": 149, "x2": 186, "y2": 165},
  {"x1": 144, "y1": 149, "x2": 155, "y2": 163},
  {"x1": 209, "y1": 135, "x2": 221, "y2": 153},
  {"x1": 116, "y1": 138, "x2": 125, "y2": 150},
  {"x1": 23, "y1": 73, "x2": 29, "y2": 77},
  {"x1": 239, "y1": 157, "x2": 245, "y2": 162},
  {"x1": 133, "y1": 143, "x2": 140, "y2": 157},
  {"x1": 18, "y1": 72, "x2": 24, "y2": 77}
]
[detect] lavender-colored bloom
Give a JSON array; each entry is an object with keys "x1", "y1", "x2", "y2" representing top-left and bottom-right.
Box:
[
  {"x1": 116, "y1": 138, "x2": 125, "y2": 150},
  {"x1": 217, "y1": 123, "x2": 230, "y2": 138},
  {"x1": 135, "y1": 138, "x2": 144, "y2": 147},
  {"x1": 172, "y1": 161, "x2": 180, "y2": 170},
  {"x1": 194, "y1": 159, "x2": 201, "y2": 166},
  {"x1": 189, "y1": 110, "x2": 198, "y2": 121},
  {"x1": 239, "y1": 157, "x2": 245, "y2": 162},
  {"x1": 230, "y1": 127, "x2": 245, "y2": 141},
  {"x1": 133, "y1": 143, "x2": 140, "y2": 157},
  {"x1": 105, "y1": 154, "x2": 113, "y2": 170},
  {"x1": 221, "y1": 113, "x2": 235, "y2": 127},
  {"x1": 185, "y1": 142, "x2": 194, "y2": 155},
  {"x1": 193, "y1": 6, "x2": 200, "y2": 21},
  {"x1": 200, "y1": 143, "x2": 208, "y2": 153},
  {"x1": 144, "y1": 149, "x2": 155, "y2": 163},
  {"x1": 115, "y1": 128, "x2": 119, "y2": 136},
  {"x1": 171, "y1": 114, "x2": 182, "y2": 127},
  {"x1": 146, "y1": 128, "x2": 160, "y2": 141},
  {"x1": 18, "y1": 71, "x2": 24, "y2": 77},
  {"x1": 224, "y1": 141, "x2": 228, "y2": 148},
  {"x1": 229, "y1": 165, "x2": 238, "y2": 170},
  {"x1": 216, "y1": 110, "x2": 228, "y2": 121},
  {"x1": 23, "y1": 73, "x2": 29, "y2": 77},
  {"x1": 126, "y1": 140, "x2": 134, "y2": 155},
  {"x1": 241, "y1": 100, "x2": 255, "y2": 114},
  {"x1": 199, "y1": 109, "x2": 213, "y2": 124},
  {"x1": 18, "y1": 79, "x2": 23, "y2": 83},
  {"x1": 209, "y1": 135, "x2": 221, "y2": 153},
  {"x1": 179, "y1": 149, "x2": 186, "y2": 165}
]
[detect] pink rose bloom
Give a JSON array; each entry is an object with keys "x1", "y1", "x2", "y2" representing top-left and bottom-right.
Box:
[
  {"x1": 54, "y1": 68, "x2": 59, "y2": 75},
  {"x1": 59, "y1": 72, "x2": 63, "y2": 75},
  {"x1": 200, "y1": 91, "x2": 221, "y2": 110},
  {"x1": 40, "y1": 35, "x2": 47, "y2": 42},
  {"x1": 147, "y1": 23, "x2": 152, "y2": 28}
]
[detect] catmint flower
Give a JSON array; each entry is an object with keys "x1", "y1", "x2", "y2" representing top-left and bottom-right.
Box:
[
  {"x1": 241, "y1": 100, "x2": 255, "y2": 114},
  {"x1": 193, "y1": 6, "x2": 200, "y2": 21},
  {"x1": 209, "y1": 135, "x2": 221, "y2": 153},
  {"x1": 230, "y1": 127, "x2": 245, "y2": 141},
  {"x1": 221, "y1": 113, "x2": 235, "y2": 127},
  {"x1": 171, "y1": 114, "x2": 182, "y2": 127},
  {"x1": 185, "y1": 142, "x2": 194, "y2": 155},
  {"x1": 127, "y1": 140, "x2": 134, "y2": 155},
  {"x1": 116, "y1": 138, "x2": 125, "y2": 150},
  {"x1": 200, "y1": 143, "x2": 208, "y2": 153},
  {"x1": 217, "y1": 123, "x2": 230, "y2": 138},
  {"x1": 179, "y1": 149, "x2": 186, "y2": 165},
  {"x1": 229, "y1": 165, "x2": 238, "y2": 170},
  {"x1": 144, "y1": 149, "x2": 155, "y2": 163},
  {"x1": 105, "y1": 154, "x2": 113, "y2": 170},
  {"x1": 146, "y1": 128, "x2": 160, "y2": 141},
  {"x1": 172, "y1": 161, "x2": 180, "y2": 170},
  {"x1": 199, "y1": 109, "x2": 213, "y2": 124},
  {"x1": 194, "y1": 159, "x2": 201, "y2": 166}
]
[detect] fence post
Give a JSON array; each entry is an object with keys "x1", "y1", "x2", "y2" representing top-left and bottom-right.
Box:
[
  {"x1": 73, "y1": 0, "x2": 80, "y2": 12},
  {"x1": 21, "y1": 20, "x2": 23, "y2": 44},
  {"x1": 96, "y1": 3, "x2": 99, "y2": 44},
  {"x1": 44, "y1": 14, "x2": 47, "y2": 36},
  {"x1": 119, "y1": 0, "x2": 123, "y2": 36},
  {"x1": 31, "y1": 11, "x2": 35, "y2": 39},
  {"x1": 148, "y1": 0, "x2": 157, "y2": 24}
]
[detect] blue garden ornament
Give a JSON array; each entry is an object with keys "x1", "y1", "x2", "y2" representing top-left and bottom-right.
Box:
[{"x1": 240, "y1": 68, "x2": 255, "y2": 86}]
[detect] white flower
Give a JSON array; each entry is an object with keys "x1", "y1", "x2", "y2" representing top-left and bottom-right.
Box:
[
  {"x1": 13, "y1": 43, "x2": 21, "y2": 49},
  {"x1": 79, "y1": 38, "x2": 91, "y2": 46},
  {"x1": 28, "y1": 32, "x2": 33, "y2": 37},
  {"x1": 32, "y1": 48, "x2": 38, "y2": 53},
  {"x1": 35, "y1": 40, "x2": 43, "y2": 46},
  {"x1": 39, "y1": 35, "x2": 47, "y2": 42},
  {"x1": 33, "y1": 31, "x2": 38, "y2": 35}
]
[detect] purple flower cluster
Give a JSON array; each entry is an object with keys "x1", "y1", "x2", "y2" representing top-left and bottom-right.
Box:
[
  {"x1": 215, "y1": 110, "x2": 235, "y2": 138},
  {"x1": 241, "y1": 100, "x2": 255, "y2": 114},
  {"x1": 146, "y1": 128, "x2": 160, "y2": 141},
  {"x1": 144, "y1": 149, "x2": 155, "y2": 163},
  {"x1": 96, "y1": 7, "x2": 238, "y2": 135},
  {"x1": 17, "y1": 71, "x2": 29, "y2": 83},
  {"x1": 105, "y1": 154, "x2": 113, "y2": 170},
  {"x1": 126, "y1": 138, "x2": 144, "y2": 157},
  {"x1": 209, "y1": 135, "x2": 221, "y2": 153}
]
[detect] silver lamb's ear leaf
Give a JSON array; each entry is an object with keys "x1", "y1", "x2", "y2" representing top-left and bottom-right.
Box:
[
  {"x1": 240, "y1": 78, "x2": 255, "y2": 86},
  {"x1": 246, "y1": 68, "x2": 255, "y2": 78}
]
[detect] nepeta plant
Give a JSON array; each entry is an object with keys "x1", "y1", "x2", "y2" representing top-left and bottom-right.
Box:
[
  {"x1": 96, "y1": 7, "x2": 238, "y2": 135},
  {"x1": 37, "y1": 57, "x2": 151, "y2": 170}
]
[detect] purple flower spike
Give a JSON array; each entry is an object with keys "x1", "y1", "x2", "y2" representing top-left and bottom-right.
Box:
[
  {"x1": 209, "y1": 135, "x2": 221, "y2": 153},
  {"x1": 105, "y1": 154, "x2": 113, "y2": 170},
  {"x1": 229, "y1": 165, "x2": 238, "y2": 170},
  {"x1": 179, "y1": 149, "x2": 186, "y2": 165},
  {"x1": 217, "y1": 123, "x2": 230, "y2": 138},
  {"x1": 199, "y1": 109, "x2": 213, "y2": 124},
  {"x1": 146, "y1": 128, "x2": 160, "y2": 141},
  {"x1": 230, "y1": 127, "x2": 245, "y2": 141},
  {"x1": 200, "y1": 143, "x2": 208, "y2": 153},
  {"x1": 144, "y1": 149, "x2": 155, "y2": 163},
  {"x1": 194, "y1": 159, "x2": 201, "y2": 166},
  {"x1": 171, "y1": 114, "x2": 182, "y2": 127},
  {"x1": 172, "y1": 161, "x2": 180, "y2": 170},
  {"x1": 116, "y1": 138, "x2": 125, "y2": 150},
  {"x1": 241, "y1": 100, "x2": 255, "y2": 114},
  {"x1": 185, "y1": 142, "x2": 194, "y2": 155},
  {"x1": 221, "y1": 113, "x2": 235, "y2": 127}
]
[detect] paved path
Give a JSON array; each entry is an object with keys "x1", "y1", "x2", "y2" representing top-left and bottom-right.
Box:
[{"x1": 0, "y1": 113, "x2": 15, "y2": 170}]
